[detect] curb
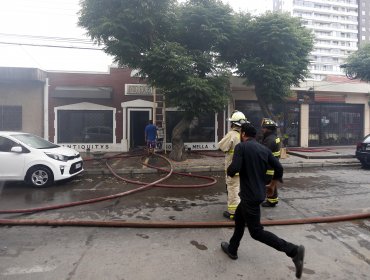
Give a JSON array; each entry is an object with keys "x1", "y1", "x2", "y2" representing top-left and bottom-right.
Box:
[
  {"x1": 282, "y1": 161, "x2": 360, "y2": 169},
  {"x1": 287, "y1": 151, "x2": 355, "y2": 160},
  {"x1": 84, "y1": 161, "x2": 361, "y2": 175}
]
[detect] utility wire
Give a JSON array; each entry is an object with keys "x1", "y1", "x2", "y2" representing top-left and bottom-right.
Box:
[
  {"x1": 0, "y1": 33, "x2": 95, "y2": 45},
  {"x1": 0, "y1": 41, "x2": 104, "y2": 51},
  {"x1": 20, "y1": 45, "x2": 43, "y2": 69}
]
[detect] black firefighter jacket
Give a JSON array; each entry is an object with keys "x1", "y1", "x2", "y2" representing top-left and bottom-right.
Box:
[{"x1": 227, "y1": 138, "x2": 283, "y2": 205}]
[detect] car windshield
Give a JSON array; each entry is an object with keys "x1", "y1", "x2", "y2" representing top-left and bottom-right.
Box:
[
  {"x1": 12, "y1": 134, "x2": 59, "y2": 149},
  {"x1": 364, "y1": 135, "x2": 370, "y2": 143}
]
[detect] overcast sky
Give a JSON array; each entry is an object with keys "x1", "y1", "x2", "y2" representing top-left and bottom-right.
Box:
[{"x1": 0, "y1": 0, "x2": 271, "y2": 72}]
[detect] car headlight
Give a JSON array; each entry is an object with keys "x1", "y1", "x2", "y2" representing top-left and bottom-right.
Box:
[{"x1": 45, "y1": 153, "x2": 69, "y2": 162}]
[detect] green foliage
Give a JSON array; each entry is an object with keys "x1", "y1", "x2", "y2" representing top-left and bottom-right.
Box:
[
  {"x1": 165, "y1": 74, "x2": 231, "y2": 117},
  {"x1": 79, "y1": 0, "x2": 176, "y2": 67},
  {"x1": 139, "y1": 41, "x2": 230, "y2": 116},
  {"x1": 176, "y1": 0, "x2": 235, "y2": 54},
  {"x1": 233, "y1": 12, "x2": 314, "y2": 104},
  {"x1": 78, "y1": 0, "x2": 232, "y2": 117},
  {"x1": 342, "y1": 44, "x2": 370, "y2": 81},
  {"x1": 79, "y1": 2, "x2": 314, "y2": 124}
]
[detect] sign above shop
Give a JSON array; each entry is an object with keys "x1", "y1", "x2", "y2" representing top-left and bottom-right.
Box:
[
  {"x1": 125, "y1": 84, "x2": 153, "y2": 95},
  {"x1": 61, "y1": 143, "x2": 122, "y2": 152},
  {"x1": 165, "y1": 142, "x2": 217, "y2": 151}
]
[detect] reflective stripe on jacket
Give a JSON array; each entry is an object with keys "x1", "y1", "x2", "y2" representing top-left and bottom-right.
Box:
[{"x1": 262, "y1": 132, "x2": 281, "y2": 176}]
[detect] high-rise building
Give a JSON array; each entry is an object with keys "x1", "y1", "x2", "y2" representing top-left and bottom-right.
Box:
[
  {"x1": 358, "y1": 0, "x2": 370, "y2": 46},
  {"x1": 273, "y1": 0, "x2": 359, "y2": 81},
  {"x1": 224, "y1": 0, "x2": 272, "y2": 15}
]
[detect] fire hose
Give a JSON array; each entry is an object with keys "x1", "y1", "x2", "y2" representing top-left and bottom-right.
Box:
[
  {"x1": 0, "y1": 152, "x2": 215, "y2": 215},
  {"x1": 0, "y1": 212, "x2": 369, "y2": 228},
  {"x1": 0, "y1": 152, "x2": 369, "y2": 227}
]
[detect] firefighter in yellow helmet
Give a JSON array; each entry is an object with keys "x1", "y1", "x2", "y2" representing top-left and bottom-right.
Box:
[
  {"x1": 218, "y1": 110, "x2": 247, "y2": 219},
  {"x1": 260, "y1": 118, "x2": 281, "y2": 207}
]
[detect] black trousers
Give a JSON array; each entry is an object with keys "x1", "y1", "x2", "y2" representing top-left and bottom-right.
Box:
[
  {"x1": 265, "y1": 174, "x2": 278, "y2": 200},
  {"x1": 228, "y1": 200, "x2": 297, "y2": 257}
]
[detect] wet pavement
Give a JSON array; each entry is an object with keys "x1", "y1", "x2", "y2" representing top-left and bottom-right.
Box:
[
  {"x1": 0, "y1": 147, "x2": 369, "y2": 280},
  {"x1": 0, "y1": 166, "x2": 368, "y2": 222}
]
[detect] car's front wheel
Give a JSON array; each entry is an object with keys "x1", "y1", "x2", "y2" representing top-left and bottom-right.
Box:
[{"x1": 26, "y1": 166, "x2": 54, "y2": 187}]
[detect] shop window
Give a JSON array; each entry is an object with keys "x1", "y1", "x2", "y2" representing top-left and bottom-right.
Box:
[
  {"x1": 165, "y1": 111, "x2": 215, "y2": 142},
  {"x1": 309, "y1": 104, "x2": 364, "y2": 146},
  {"x1": 0, "y1": 106, "x2": 22, "y2": 131},
  {"x1": 235, "y1": 101, "x2": 300, "y2": 147},
  {"x1": 57, "y1": 110, "x2": 113, "y2": 143}
]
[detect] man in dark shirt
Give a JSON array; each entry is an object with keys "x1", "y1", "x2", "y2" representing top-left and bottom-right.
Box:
[{"x1": 221, "y1": 123, "x2": 305, "y2": 279}]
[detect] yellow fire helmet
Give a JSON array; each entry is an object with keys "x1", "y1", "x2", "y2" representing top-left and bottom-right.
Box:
[
  {"x1": 228, "y1": 110, "x2": 247, "y2": 127},
  {"x1": 261, "y1": 118, "x2": 278, "y2": 128}
]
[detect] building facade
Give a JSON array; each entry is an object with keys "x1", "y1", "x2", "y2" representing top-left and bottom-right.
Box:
[
  {"x1": 0, "y1": 67, "x2": 47, "y2": 137},
  {"x1": 1, "y1": 66, "x2": 369, "y2": 151},
  {"x1": 273, "y1": 0, "x2": 359, "y2": 80},
  {"x1": 358, "y1": 0, "x2": 370, "y2": 46},
  {"x1": 47, "y1": 67, "x2": 222, "y2": 153},
  {"x1": 47, "y1": 67, "x2": 164, "y2": 153},
  {"x1": 231, "y1": 75, "x2": 370, "y2": 147}
]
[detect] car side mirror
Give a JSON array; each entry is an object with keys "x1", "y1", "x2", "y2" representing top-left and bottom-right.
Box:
[{"x1": 11, "y1": 146, "x2": 23, "y2": 153}]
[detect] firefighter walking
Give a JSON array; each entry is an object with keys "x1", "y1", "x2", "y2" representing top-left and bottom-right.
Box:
[
  {"x1": 260, "y1": 118, "x2": 281, "y2": 207},
  {"x1": 218, "y1": 110, "x2": 247, "y2": 220}
]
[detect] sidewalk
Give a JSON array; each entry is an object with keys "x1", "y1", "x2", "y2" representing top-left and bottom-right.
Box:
[{"x1": 82, "y1": 146, "x2": 360, "y2": 175}]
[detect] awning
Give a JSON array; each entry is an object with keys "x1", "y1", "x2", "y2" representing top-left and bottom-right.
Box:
[
  {"x1": 0, "y1": 67, "x2": 47, "y2": 83},
  {"x1": 53, "y1": 86, "x2": 112, "y2": 99}
]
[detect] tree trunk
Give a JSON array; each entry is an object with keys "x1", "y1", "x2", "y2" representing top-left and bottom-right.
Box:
[
  {"x1": 169, "y1": 117, "x2": 191, "y2": 161},
  {"x1": 254, "y1": 83, "x2": 273, "y2": 119},
  {"x1": 254, "y1": 83, "x2": 284, "y2": 145}
]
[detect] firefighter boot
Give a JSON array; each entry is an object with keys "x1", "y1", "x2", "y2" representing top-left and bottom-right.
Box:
[
  {"x1": 221, "y1": 242, "x2": 238, "y2": 260},
  {"x1": 223, "y1": 211, "x2": 235, "y2": 220},
  {"x1": 292, "y1": 245, "x2": 305, "y2": 279},
  {"x1": 261, "y1": 199, "x2": 278, "y2": 207}
]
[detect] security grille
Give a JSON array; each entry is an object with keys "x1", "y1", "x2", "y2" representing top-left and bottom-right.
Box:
[
  {"x1": 309, "y1": 104, "x2": 364, "y2": 146},
  {"x1": 235, "y1": 101, "x2": 300, "y2": 147},
  {"x1": 0, "y1": 106, "x2": 22, "y2": 131}
]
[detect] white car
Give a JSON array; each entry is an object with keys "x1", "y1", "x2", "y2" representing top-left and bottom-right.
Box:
[{"x1": 0, "y1": 131, "x2": 83, "y2": 187}]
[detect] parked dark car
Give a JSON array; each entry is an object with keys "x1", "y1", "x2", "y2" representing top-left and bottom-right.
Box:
[{"x1": 355, "y1": 134, "x2": 370, "y2": 168}]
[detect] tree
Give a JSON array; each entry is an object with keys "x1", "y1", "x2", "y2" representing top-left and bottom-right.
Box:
[
  {"x1": 228, "y1": 12, "x2": 314, "y2": 119},
  {"x1": 79, "y1": 0, "x2": 234, "y2": 161},
  {"x1": 341, "y1": 43, "x2": 370, "y2": 81}
]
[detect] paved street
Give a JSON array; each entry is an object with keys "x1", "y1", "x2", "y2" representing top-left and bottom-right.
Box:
[{"x1": 0, "y1": 166, "x2": 369, "y2": 279}]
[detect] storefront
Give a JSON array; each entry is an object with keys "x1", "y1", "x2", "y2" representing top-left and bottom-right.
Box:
[
  {"x1": 6, "y1": 67, "x2": 364, "y2": 151},
  {"x1": 48, "y1": 67, "x2": 160, "y2": 152},
  {"x1": 164, "y1": 110, "x2": 218, "y2": 151},
  {"x1": 54, "y1": 102, "x2": 118, "y2": 152},
  {"x1": 235, "y1": 101, "x2": 300, "y2": 147},
  {"x1": 230, "y1": 76, "x2": 370, "y2": 147},
  {"x1": 308, "y1": 103, "x2": 364, "y2": 146},
  {"x1": 47, "y1": 67, "x2": 226, "y2": 152}
]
